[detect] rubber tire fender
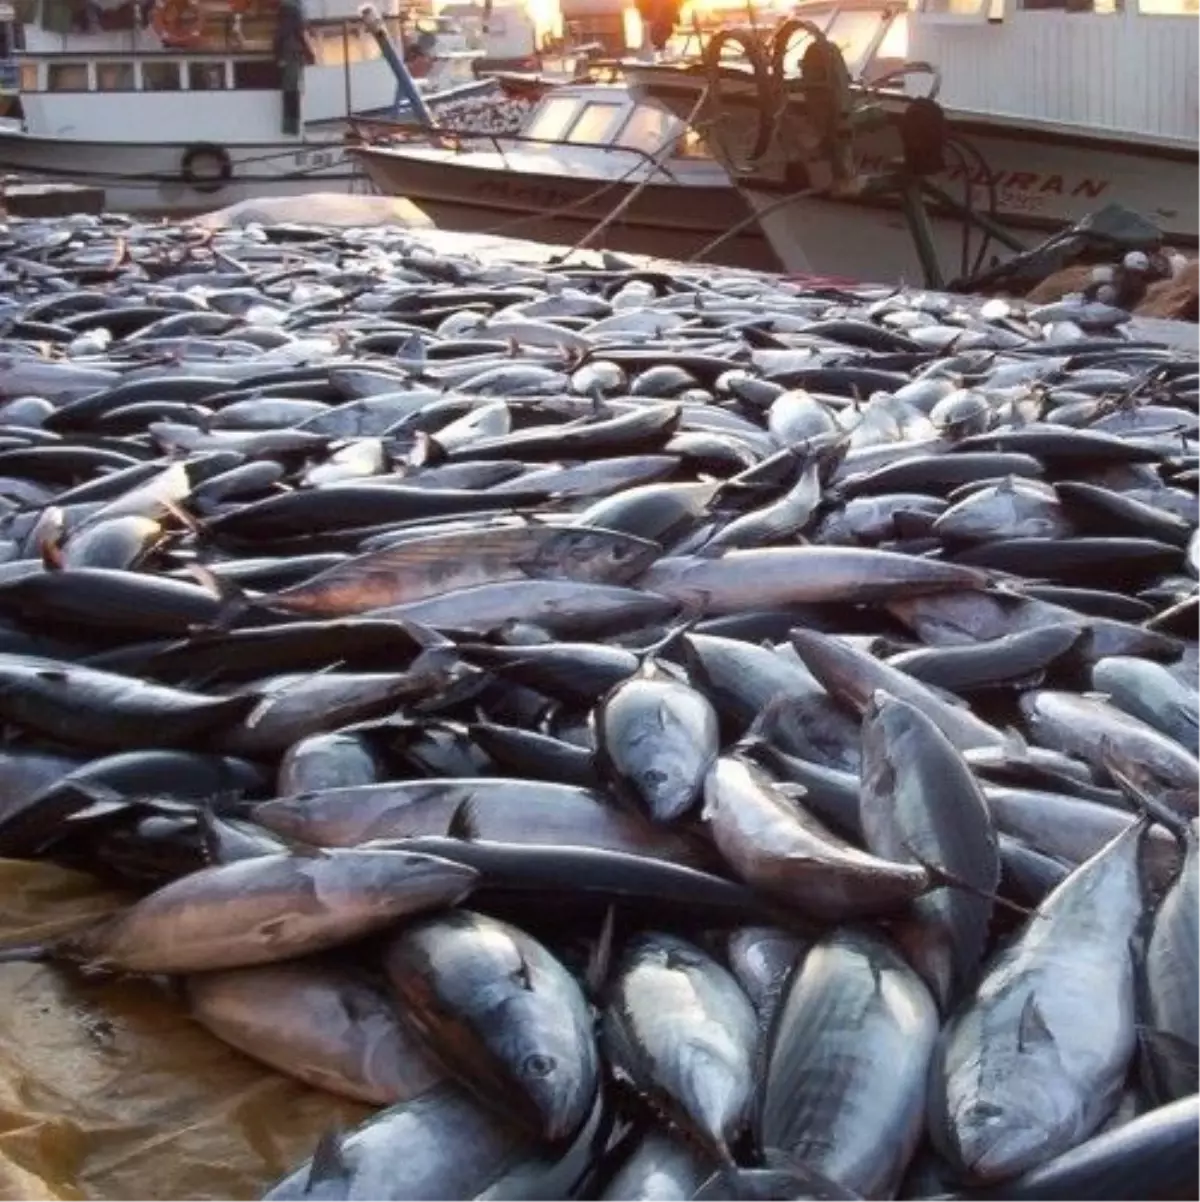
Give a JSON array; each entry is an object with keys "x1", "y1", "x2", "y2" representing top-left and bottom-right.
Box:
[{"x1": 181, "y1": 143, "x2": 233, "y2": 193}]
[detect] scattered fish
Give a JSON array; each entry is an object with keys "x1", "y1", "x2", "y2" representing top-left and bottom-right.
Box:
[{"x1": 0, "y1": 214, "x2": 1190, "y2": 1202}]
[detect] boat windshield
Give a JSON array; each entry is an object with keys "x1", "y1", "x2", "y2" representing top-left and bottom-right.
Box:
[
  {"x1": 615, "y1": 103, "x2": 681, "y2": 153},
  {"x1": 523, "y1": 94, "x2": 584, "y2": 141},
  {"x1": 522, "y1": 93, "x2": 637, "y2": 145},
  {"x1": 565, "y1": 99, "x2": 627, "y2": 143},
  {"x1": 769, "y1": 0, "x2": 907, "y2": 77}
]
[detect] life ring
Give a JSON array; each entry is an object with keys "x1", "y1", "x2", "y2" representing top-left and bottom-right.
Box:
[
  {"x1": 151, "y1": 0, "x2": 204, "y2": 45},
  {"x1": 180, "y1": 144, "x2": 233, "y2": 193}
]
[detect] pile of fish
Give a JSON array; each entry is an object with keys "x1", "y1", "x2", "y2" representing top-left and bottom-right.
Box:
[
  {"x1": 0, "y1": 211, "x2": 1195, "y2": 1202},
  {"x1": 425, "y1": 87, "x2": 533, "y2": 135}
]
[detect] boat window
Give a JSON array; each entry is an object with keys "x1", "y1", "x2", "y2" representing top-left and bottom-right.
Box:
[
  {"x1": 615, "y1": 104, "x2": 679, "y2": 153},
  {"x1": 232, "y1": 59, "x2": 281, "y2": 89},
  {"x1": 46, "y1": 61, "x2": 88, "y2": 90},
  {"x1": 142, "y1": 61, "x2": 180, "y2": 90},
  {"x1": 187, "y1": 61, "x2": 227, "y2": 89},
  {"x1": 330, "y1": 29, "x2": 368, "y2": 63},
  {"x1": 676, "y1": 126, "x2": 712, "y2": 159},
  {"x1": 524, "y1": 95, "x2": 580, "y2": 141},
  {"x1": 317, "y1": 30, "x2": 342, "y2": 64},
  {"x1": 1138, "y1": 0, "x2": 1198, "y2": 12},
  {"x1": 96, "y1": 61, "x2": 134, "y2": 90},
  {"x1": 19, "y1": 62, "x2": 37, "y2": 91},
  {"x1": 1020, "y1": 0, "x2": 1121, "y2": 8},
  {"x1": 917, "y1": 0, "x2": 986, "y2": 12},
  {"x1": 567, "y1": 100, "x2": 625, "y2": 145}
]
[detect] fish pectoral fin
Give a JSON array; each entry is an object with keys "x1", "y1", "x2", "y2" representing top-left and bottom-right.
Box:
[
  {"x1": 306, "y1": 1128, "x2": 351, "y2": 1192},
  {"x1": 583, "y1": 905, "x2": 616, "y2": 1002},
  {"x1": 396, "y1": 617, "x2": 455, "y2": 653},
  {"x1": 254, "y1": 916, "x2": 295, "y2": 945},
  {"x1": 1001, "y1": 725, "x2": 1030, "y2": 755},
  {"x1": 1017, "y1": 993, "x2": 1056, "y2": 1054},
  {"x1": 745, "y1": 693, "x2": 799, "y2": 747},
  {"x1": 1167, "y1": 701, "x2": 1200, "y2": 733},
  {"x1": 774, "y1": 783, "x2": 809, "y2": 804}
]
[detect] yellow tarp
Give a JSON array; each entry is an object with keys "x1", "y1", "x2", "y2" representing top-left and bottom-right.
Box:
[{"x1": 0, "y1": 860, "x2": 370, "y2": 1201}]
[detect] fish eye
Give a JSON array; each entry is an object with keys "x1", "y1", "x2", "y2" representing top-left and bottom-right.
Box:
[{"x1": 521, "y1": 1053, "x2": 557, "y2": 1078}]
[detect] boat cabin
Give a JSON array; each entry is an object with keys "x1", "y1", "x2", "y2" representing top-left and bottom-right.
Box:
[
  {"x1": 359, "y1": 79, "x2": 716, "y2": 180},
  {"x1": 6, "y1": 0, "x2": 412, "y2": 139},
  {"x1": 0, "y1": 2, "x2": 17, "y2": 116},
  {"x1": 504, "y1": 80, "x2": 709, "y2": 166},
  {"x1": 905, "y1": 0, "x2": 1197, "y2": 145}
]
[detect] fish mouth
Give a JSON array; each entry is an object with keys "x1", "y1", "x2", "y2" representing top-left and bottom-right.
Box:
[
  {"x1": 514, "y1": 1075, "x2": 594, "y2": 1144},
  {"x1": 952, "y1": 1103, "x2": 1056, "y2": 1182}
]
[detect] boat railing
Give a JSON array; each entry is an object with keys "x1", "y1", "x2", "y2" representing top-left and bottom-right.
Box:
[{"x1": 349, "y1": 120, "x2": 684, "y2": 182}]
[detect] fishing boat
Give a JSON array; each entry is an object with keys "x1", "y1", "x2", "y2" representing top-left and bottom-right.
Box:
[
  {"x1": 349, "y1": 78, "x2": 780, "y2": 268},
  {"x1": 623, "y1": 0, "x2": 1198, "y2": 284},
  {"x1": 0, "y1": 0, "x2": 520, "y2": 214}
]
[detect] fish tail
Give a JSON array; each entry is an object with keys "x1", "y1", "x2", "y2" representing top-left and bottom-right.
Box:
[
  {"x1": 184, "y1": 563, "x2": 257, "y2": 632},
  {"x1": 1100, "y1": 738, "x2": 1189, "y2": 839},
  {"x1": 904, "y1": 841, "x2": 1033, "y2": 920}
]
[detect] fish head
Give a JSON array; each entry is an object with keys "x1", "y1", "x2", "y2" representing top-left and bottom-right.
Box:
[
  {"x1": 498, "y1": 990, "x2": 596, "y2": 1143},
  {"x1": 533, "y1": 527, "x2": 660, "y2": 585},
  {"x1": 948, "y1": 1072, "x2": 1085, "y2": 1182}
]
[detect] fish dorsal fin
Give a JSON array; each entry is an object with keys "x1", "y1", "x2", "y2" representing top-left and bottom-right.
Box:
[
  {"x1": 1017, "y1": 993, "x2": 1055, "y2": 1054},
  {"x1": 446, "y1": 796, "x2": 481, "y2": 842},
  {"x1": 307, "y1": 1129, "x2": 350, "y2": 1192}
]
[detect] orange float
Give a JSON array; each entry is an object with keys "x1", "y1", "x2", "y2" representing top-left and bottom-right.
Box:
[{"x1": 151, "y1": 0, "x2": 205, "y2": 46}]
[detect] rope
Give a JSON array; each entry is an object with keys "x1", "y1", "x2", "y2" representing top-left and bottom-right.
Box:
[
  {"x1": 555, "y1": 80, "x2": 713, "y2": 261},
  {"x1": 686, "y1": 184, "x2": 816, "y2": 265}
]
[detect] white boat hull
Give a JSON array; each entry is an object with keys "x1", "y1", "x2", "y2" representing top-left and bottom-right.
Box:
[
  {"x1": 747, "y1": 119, "x2": 1197, "y2": 285},
  {"x1": 0, "y1": 132, "x2": 366, "y2": 215},
  {"x1": 626, "y1": 65, "x2": 1199, "y2": 267},
  {"x1": 858, "y1": 111, "x2": 1197, "y2": 245},
  {"x1": 742, "y1": 189, "x2": 998, "y2": 285}
]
